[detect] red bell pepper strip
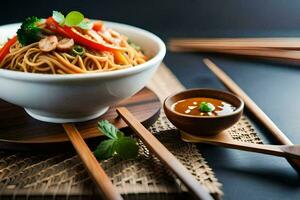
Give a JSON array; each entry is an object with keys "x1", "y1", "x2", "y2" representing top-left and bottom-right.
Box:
[
  {"x1": 63, "y1": 26, "x2": 123, "y2": 52},
  {"x1": 0, "y1": 36, "x2": 17, "y2": 62},
  {"x1": 46, "y1": 17, "x2": 122, "y2": 52},
  {"x1": 45, "y1": 17, "x2": 69, "y2": 38}
]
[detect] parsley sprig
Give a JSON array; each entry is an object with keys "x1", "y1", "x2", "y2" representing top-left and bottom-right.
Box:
[
  {"x1": 94, "y1": 120, "x2": 139, "y2": 160},
  {"x1": 53, "y1": 11, "x2": 93, "y2": 30}
]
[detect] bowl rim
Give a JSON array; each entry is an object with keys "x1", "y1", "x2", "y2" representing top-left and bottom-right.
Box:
[
  {"x1": 0, "y1": 21, "x2": 166, "y2": 81},
  {"x1": 164, "y1": 88, "x2": 244, "y2": 119}
]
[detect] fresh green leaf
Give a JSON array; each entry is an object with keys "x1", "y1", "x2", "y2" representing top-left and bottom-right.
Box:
[
  {"x1": 78, "y1": 20, "x2": 93, "y2": 30},
  {"x1": 96, "y1": 120, "x2": 139, "y2": 160},
  {"x1": 116, "y1": 131, "x2": 124, "y2": 139},
  {"x1": 199, "y1": 102, "x2": 215, "y2": 112},
  {"x1": 52, "y1": 11, "x2": 65, "y2": 25},
  {"x1": 94, "y1": 139, "x2": 116, "y2": 160},
  {"x1": 115, "y1": 137, "x2": 139, "y2": 159},
  {"x1": 17, "y1": 16, "x2": 42, "y2": 46},
  {"x1": 65, "y1": 11, "x2": 84, "y2": 27},
  {"x1": 51, "y1": 10, "x2": 93, "y2": 30},
  {"x1": 98, "y1": 120, "x2": 119, "y2": 139}
]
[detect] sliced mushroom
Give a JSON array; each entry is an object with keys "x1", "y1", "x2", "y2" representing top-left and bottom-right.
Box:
[
  {"x1": 39, "y1": 35, "x2": 58, "y2": 52},
  {"x1": 57, "y1": 38, "x2": 74, "y2": 51}
]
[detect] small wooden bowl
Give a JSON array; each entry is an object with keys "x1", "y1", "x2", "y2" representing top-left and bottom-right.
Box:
[{"x1": 164, "y1": 88, "x2": 244, "y2": 136}]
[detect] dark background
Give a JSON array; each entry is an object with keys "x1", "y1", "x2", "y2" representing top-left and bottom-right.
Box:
[
  {"x1": 3, "y1": 0, "x2": 300, "y2": 38},
  {"x1": 2, "y1": 0, "x2": 300, "y2": 199}
]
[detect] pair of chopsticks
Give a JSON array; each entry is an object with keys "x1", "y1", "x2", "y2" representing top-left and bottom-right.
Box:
[
  {"x1": 202, "y1": 58, "x2": 300, "y2": 172},
  {"x1": 169, "y1": 38, "x2": 300, "y2": 64},
  {"x1": 63, "y1": 110, "x2": 213, "y2": 200}
]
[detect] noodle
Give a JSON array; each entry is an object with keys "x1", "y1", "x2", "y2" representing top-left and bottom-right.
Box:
[{"x1": 0, "y1": 26, "x2": 147, "y2": 74}]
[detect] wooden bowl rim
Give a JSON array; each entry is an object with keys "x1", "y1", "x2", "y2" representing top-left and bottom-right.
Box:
[{"x1": 164, "y1": 88, "x2": 244, "y2": 119}]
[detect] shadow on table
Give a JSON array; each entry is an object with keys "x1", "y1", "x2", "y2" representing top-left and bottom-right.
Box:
[{"x1": 220, "y1": 165, "x2": 300, "y2": 187}]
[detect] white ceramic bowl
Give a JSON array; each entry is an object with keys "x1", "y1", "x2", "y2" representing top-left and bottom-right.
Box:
[{"x1": 0, "y1": 22, "x2": 166, "y2": 123}]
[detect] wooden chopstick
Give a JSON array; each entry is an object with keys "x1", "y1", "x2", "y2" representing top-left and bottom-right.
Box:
[
  {"x1": 169, "y1": 37, "x2": 300, "y2": 64},
  {"x1": 169, "y1": 45, "x2": 300, "y2": 61},
  {"x1": 169, "y1": 46, "x2": 300, "y2": 66},
  {"x1": 116, "y1": 107, "x2": 213, "y2": 200},
  {"x1": 63, "y1": 123, "x2": 123, "y2": 200},
  {"x1": 202, "y1": 58, "x2": 300, "y2": 172},
  {"x1": 181, "y1": 132, "x2": 300, "y2": 160},
  {"x1": 169, "y1": 37, "x2": 300, "y2": 49},
  {"x1": 169, "y1": 46, "x2": 300, "y2": 65},
  {"x1": 168, "y1": 45, "x2": 269, "y2": 51},
  {"x1": 205, "y1": 48, "x2": 300, "y2": 60}
]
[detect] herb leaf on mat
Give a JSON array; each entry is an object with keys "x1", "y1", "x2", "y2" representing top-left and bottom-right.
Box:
[
  {"x1": 115, "y1": 137, "x2": 139, "y2": 159},
  {"x1": 94, "y1": 139, "x2": 116, "y2": 160},
  {"x1": 97, "y1": 120, "x2": 120, "y2": 139},
  {"x1": 94, "y1": 120, "x2": 138, "y2": 160}
]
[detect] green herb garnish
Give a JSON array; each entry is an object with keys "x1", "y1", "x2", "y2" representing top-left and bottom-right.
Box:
[
  {"x1": 78, "y1": 19, "x2": 94, "y2": 30},
  {"x1": 17, "y1": 16, "x2": 43, "y2": 46},
  {"x1": 52, "y1": 11, "x2": 65, "y2": 25},
  {"x1": 65, "y1": 11, "x2": 84, "y2": 26},
  {"x1": 199, "y1": 102, "x2": 215, "y2": 112},
  {"x1": 94, "y1": 120, "x2": 139, "y2": 160},
  {"x1": 71, "y1": 45, "x2": 85, "y2": 56},
  {"x1": 52, "y1": 10, "x2": 93, "y2": 30}
]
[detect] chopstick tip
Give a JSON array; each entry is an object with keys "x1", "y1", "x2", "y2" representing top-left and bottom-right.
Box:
[
  {"x1": 202, "y1": 58, "x2": 212, "y2": 65},
  {"x1": 115, "y1": 107, "x2": 127, "y2": 115}
]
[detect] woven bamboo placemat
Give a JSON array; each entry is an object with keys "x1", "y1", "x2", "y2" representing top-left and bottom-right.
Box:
[{"x1": 0, "y1": 64, "x2": 264, "y2": 199}]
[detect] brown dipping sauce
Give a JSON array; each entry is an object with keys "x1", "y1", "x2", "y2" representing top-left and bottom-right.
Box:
[{"x1": 172, "y1": 97, "x2": 236, "y2": 117}]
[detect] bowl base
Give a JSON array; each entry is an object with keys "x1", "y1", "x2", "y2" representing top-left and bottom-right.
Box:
[{"x1": 24, "y1": 107, "x2": 109, "y2": 123}]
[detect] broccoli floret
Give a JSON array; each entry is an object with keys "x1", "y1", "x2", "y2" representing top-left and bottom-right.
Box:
[{"x1": 17, "y1": 16, "x2": 42, "y2": 46}]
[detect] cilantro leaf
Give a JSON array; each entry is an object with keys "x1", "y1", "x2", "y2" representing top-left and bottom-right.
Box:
[
  {"x1": 95, "y1": 120, "x2": 139, "y2": 160},
  {"x1": 52, "y1": 10, "x2": 94, "y2": 30},
  {"x1": 116, "y1": 131, "x2": 124, "y2": 139},
  {"x1": 65, "y1": 11, "x2": 84, "y2": 27},
  {"x1": 78, "y1": 20, "x2": 93, "y2": 30},
  {"x1": 52, "y1": 11, "x2": 65, "y2": 25},
  {"x1": 94, "y1": 139, "x2": 116, "y2": 160},
  {"x1": 115, "y1": 137, "x2": 139, "y2": 160},
  {"x1": 98, "y1": 120, "x2": 120, "y2": 139}
]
